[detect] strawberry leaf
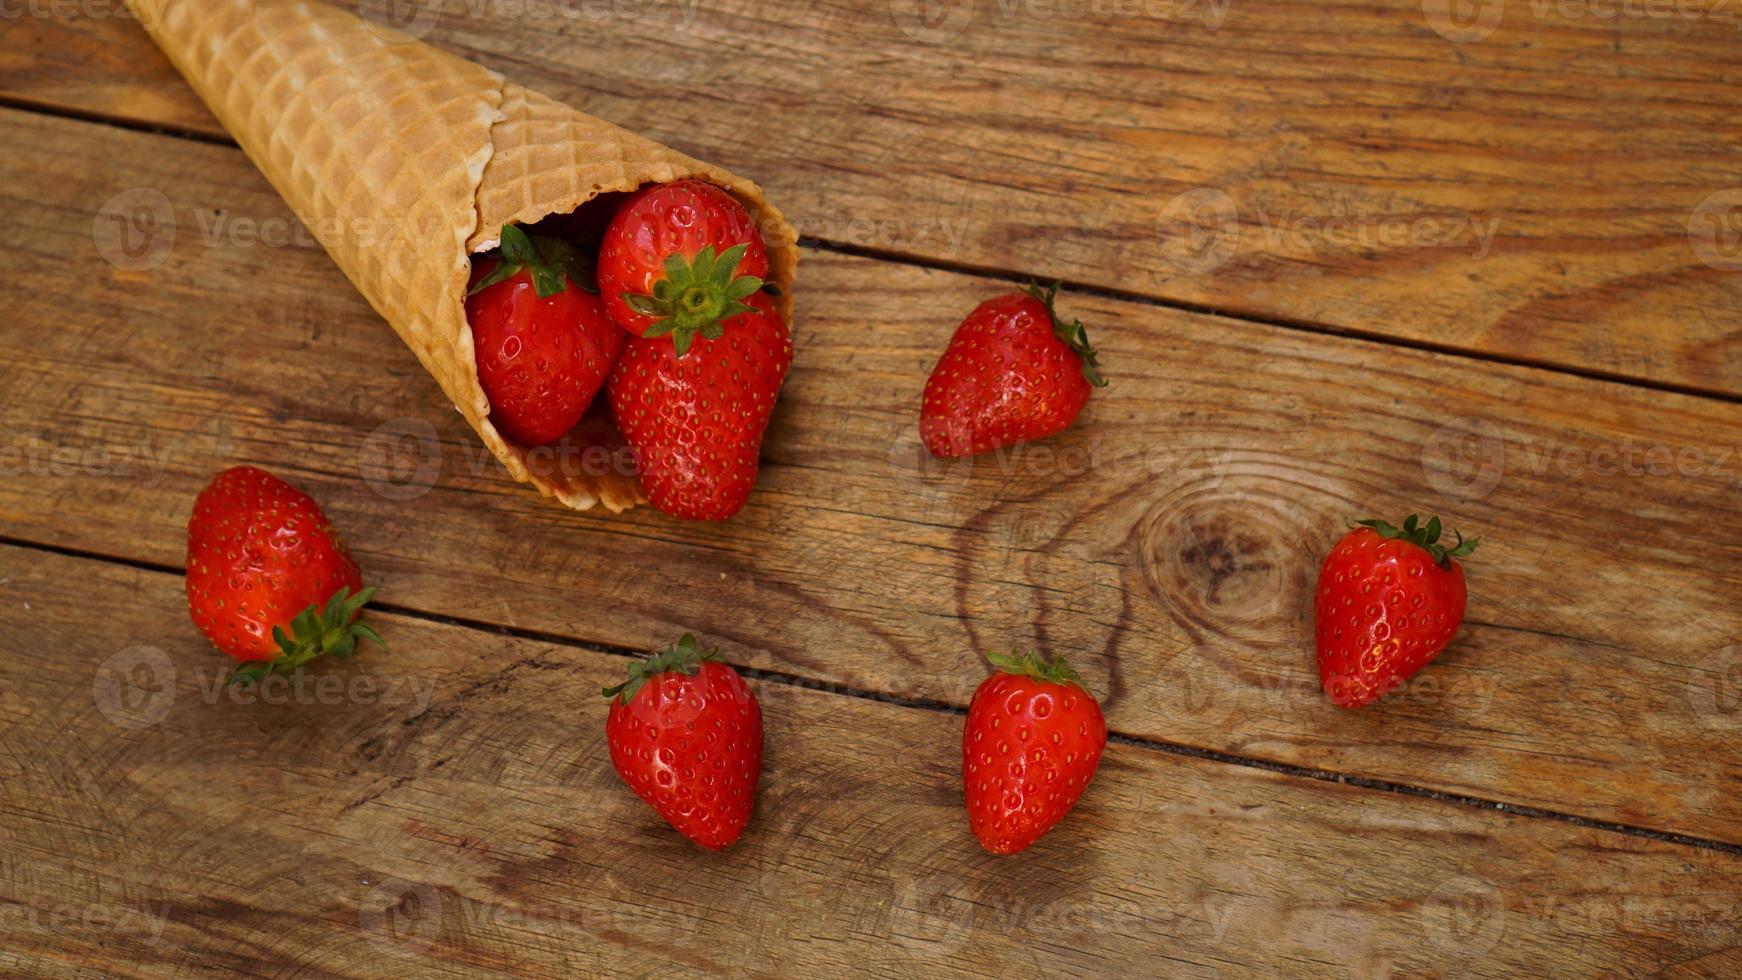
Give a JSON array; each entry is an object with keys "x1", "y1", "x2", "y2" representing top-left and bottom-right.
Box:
[
  {"x1": 468, "y1": 224, "x2": 595, "y2": 299},
  {"x1": 618, "y1": 242, "x2": 765, "y2": 358},
  {"x1": 602, "y1": 633, "x2": 719, "y2": 705},
  {"x1": 499, "y1": 224, "x2": 540, "y2": 267},
  {"x1": 467, "y1": 260, "x2": 518, "y2": 296},
  {"x1": 229, "y1": 585, "x2": 386, "y2": 687},
  {"x1": 1358, "y1": 515, "x2": 1480, "y2": 567},
  {"x1": 986, "y1": 650, "x2": 1093, "y2": 694},
  {"x1": 1022, "y1": 281, "x2": 1108, "y2": 388},
  {"x1": 725, "y1": 276, "x2": 763, "y2": 302},
  {"x1": 625, "y1": 294, "x2": 667, "y2": 316}
]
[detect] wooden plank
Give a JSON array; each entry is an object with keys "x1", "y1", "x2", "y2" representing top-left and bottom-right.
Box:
[
  {"x1": 2, "y1": 2, "x2": 1740, "y2": 392},
  {"x1": 0, "y1": 7, "x2": 213, "y2": 134},
  {"x1": 3, "y1": 107, "x2": 1742, "y2": 845},
  {"x1": 2, "y1": 545, "x2": 1738, "y2": 976}
]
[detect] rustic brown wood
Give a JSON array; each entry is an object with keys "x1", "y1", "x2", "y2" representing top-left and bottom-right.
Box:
[
  {"x1": 3, "y1": 108, "x2": 1739, "y2": 848},
  {"x1": 0, "y1": 7, "x2": 213, "y2": 133},
  {"x1": 3, "y1": 1, "x2": 1740, "y2": 393},
  {"x1": 2, "y1": 545, "x2": 1738, "y2": 976}
]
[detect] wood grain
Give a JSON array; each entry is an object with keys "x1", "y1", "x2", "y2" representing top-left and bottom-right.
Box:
[
  {"x1": 2, "y1": 1, "x2": 1740, "y2": 392},
  {"x1": 0, "y1": 7, "x2": 214, "y2": 133},
  {"x1": 3, "y1": 108, "x2": 1740, "y2": 846},
  {"x1": 2, "y1": 544, "x2": 1738, "y2": 976}
]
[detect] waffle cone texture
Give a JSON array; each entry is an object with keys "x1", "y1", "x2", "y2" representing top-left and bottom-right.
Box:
[{"x1": 128, "y1": 0, "x2": 799, "y2": 512}]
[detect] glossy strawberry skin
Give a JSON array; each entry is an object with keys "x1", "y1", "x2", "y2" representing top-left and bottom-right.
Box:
[
  {"x1": 962, "y1": 670, "x2": 1107, "y2": 855},
  {"x1": 606, "y1": 291, "x2": 792, "y2": 521},
  {"x1": 606, "y1": 661, "x2": 763, "y2": 850},
  {"x1": 597, "y1": 180, "x2": 770, "y2": 336},
  {"x1": 1314, "y1": 527, "x2": 1469, "y2": 708},
  {"x1": 466, "y1": 261, "x2": 625, "y2": 447},
  {"x1": 921, "y1": 292, "x2": 1095, "y2": 458},
  {"x1": 186, "y1": 466, "x2": 362, "y2": 662}
]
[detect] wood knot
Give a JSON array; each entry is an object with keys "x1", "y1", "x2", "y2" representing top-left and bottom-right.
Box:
[{"x1": 1134, "y1": 472, "x2": 1317, "y2": 649}]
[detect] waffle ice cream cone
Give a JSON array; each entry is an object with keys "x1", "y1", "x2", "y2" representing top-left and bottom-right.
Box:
[{"x1": 127, "y1": 0, "x2": 799, "y2": 512}]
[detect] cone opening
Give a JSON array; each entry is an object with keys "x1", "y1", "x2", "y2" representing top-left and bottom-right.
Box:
[
  {"x1": 465, "y1": 178, "x2": 787, "y2": 275},
  {"x1": 467, "y1": 190, "x2": 631, "y2": 258},
  {"x1": 460, "y1": 191, "x2": 638, "y2": 513}
]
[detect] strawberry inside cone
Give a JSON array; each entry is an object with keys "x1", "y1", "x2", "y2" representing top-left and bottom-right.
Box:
[
  {"x1": 465, "y1": 180, "x2": 791, "y2": 522},
  {"x1": 466, "y1": 225, "x2": 624, "y2": 448},
  {"x1": 597, "y1": 179, "x2": 772, "y2": 343}
]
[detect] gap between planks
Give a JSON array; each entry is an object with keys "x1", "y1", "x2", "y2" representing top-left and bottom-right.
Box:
[
  {"x1": 7, "y1": 531, "x2": 1739, "y2": 858},
  {"x1": 5, "y1": 92, "x2": 1740, "y2": 409}
]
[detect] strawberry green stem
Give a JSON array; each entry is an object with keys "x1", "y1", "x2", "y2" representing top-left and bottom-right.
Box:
[
  {"x1": 1021, "y1": 281, "x2": 1108, "y2": 388},
  {"x1": 603, "y1": 633, "x2": 718, "y2": 704},
  {"x1": 469, "y1": 224, "x2": 596, "y2": 298},
  {"x1": 1357, "y1": 514, "x2": 1479, "y2": 568},
  {"x1": 623, "y1": 244, "x2": 765, "y2": 357},
  {"x1": 986, "y1": 650, "x2": 1090, "y2": 692},
  {"x1": 230, "y1": 586, "x2": 385, "y2": 686}
]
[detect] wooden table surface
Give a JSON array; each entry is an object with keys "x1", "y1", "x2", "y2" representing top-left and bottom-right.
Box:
[{"x1": 3, "y1": 1, "x2": 1741, "y2": 976}]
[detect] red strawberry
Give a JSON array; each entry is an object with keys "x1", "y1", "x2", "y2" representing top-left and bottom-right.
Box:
[
  {"x1": 1314, "y1": 514, "x2": 1478, "y2": 708},
  {"x1": 466, "y1": 224, "x2": 626, "y2": 446},
  {"x1": 606, "y1": 290, "x2": 792, "y2": 521},
  {"x1": 603, "y1": 634, "x2": 763, "y2": 850},
  {"x1": 920, "y1": 283, "x2": 1107, "y2": 458},
  {"x1": 597, "y1": 179, "x2": 770, "y2": 343},
  {"x1": 962, "y1": 651, "x2": 1107, "y2": 855},
  {"x1": 185, "y1": 466, "x2": 383, "y2": 683}
]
